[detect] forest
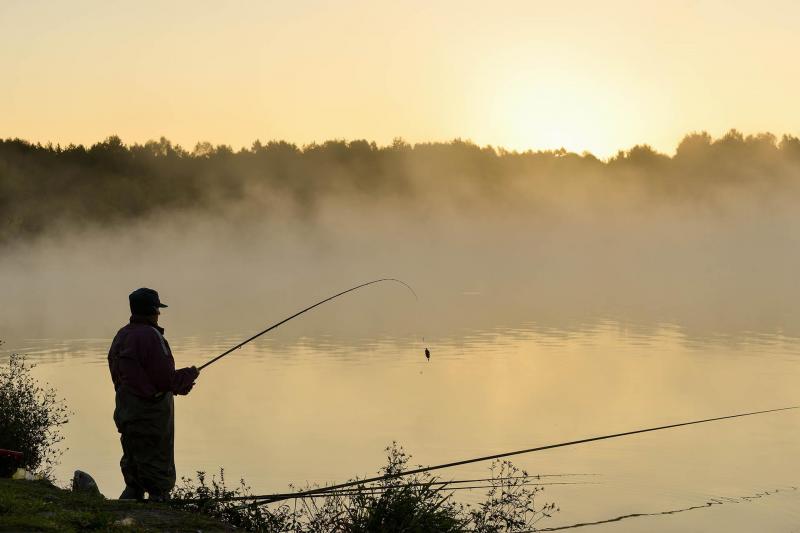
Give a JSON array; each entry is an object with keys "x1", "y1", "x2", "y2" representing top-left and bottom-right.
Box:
[{"x1": 2, "y1": 130, "x2": 800, "y2": 244}]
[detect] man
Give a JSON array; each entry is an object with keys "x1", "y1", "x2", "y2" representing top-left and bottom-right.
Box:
[{"x1": 108, "y1": 288, "x2": 199, "y2": 501}]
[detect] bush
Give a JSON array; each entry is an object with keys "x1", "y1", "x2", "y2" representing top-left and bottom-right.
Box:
[
  {"x1": 291, "y1": 443, "x2": 468, "y2": 533},
  {"x1": 468, "y1": 460, "x2": 559, "y2": 532},
  {"x1": 171, "y1": 468, "x2": 294, "y2": 531},
  {"x1": 173, "y1": 442, "x2": 558, "y2": 532},
  {"x1": 0, "y1": 350, "x2": 70, "y2": 478}
]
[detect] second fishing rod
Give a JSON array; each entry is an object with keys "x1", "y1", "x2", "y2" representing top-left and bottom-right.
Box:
[{"x1": 197, "y1": 278, "x2": 419, "y2": 372}]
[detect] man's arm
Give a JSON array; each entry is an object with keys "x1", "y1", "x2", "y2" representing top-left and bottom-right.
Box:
[
  {"x1": 140, "y1": 330, "x2": 199, "y2": 395},
  {"x1": 170, "y1": 366, "x2": 199, "y2": 395}
]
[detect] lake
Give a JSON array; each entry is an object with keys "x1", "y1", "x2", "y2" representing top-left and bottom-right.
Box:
[{"x1": 2, "y1": 207, "x2": 799, "y2": 531}]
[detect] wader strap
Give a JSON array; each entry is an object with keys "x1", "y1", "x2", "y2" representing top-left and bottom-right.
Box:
[
  {"x1": 150, "y1": 326, "x2": 170, "y2": 357},
  {"x1": 149, "y1": 328, "x2": 169, "y2": 400}
]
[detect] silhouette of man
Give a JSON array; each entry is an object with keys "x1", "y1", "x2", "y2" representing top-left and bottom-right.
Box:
[{"x1": 108, "y1": 288, "x2": 199, "y2": 501}]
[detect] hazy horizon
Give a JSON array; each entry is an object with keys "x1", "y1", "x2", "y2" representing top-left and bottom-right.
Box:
[
  {"x1": 6, "y1": 127, "x2": 800, "y2": 160},
  {"x1": 3, "y1": 125, "x2": 800, "y2": 344},
  {"x1": 3, "y1": 1, "x2": 800, "y2": 158}
]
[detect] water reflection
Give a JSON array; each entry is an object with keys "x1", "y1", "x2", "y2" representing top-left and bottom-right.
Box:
[{"x1": 3, "y1": 319, "x2": 799, "y2": 531}]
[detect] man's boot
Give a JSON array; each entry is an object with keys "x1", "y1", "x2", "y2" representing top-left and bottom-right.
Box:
[
  {"x1": 119, "y1": 485, "x2": 145, "y2": 501},
  {"x1": 148, "y1": 489, "x2": 171, "y2": 502}
]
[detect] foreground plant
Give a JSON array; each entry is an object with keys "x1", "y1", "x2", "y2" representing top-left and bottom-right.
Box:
[
  {"x1": 173, "y1": 442, "x2": 559, "y2": 532},
  {"x1": 469, "y1": 460, "x2": 559, "y2": 532},
  {"x1": 0, "y1": 350, "x2": 70, "y2": 479},
  {"x1": 172, "y1": 468, "x2": 295, "y2": 531}
]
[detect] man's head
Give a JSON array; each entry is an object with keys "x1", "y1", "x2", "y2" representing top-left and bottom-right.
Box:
[{"x1": 129, "y1": 288, "x2": 168, "y2": 323}]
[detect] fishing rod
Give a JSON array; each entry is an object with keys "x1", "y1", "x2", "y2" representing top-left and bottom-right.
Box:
[
  {"x1": 227, "y1": 481, "x2": 597, "y2": 508},
  {"x1": 178, "y1": 478, "x2": 598, "y2": 506},
  {"x1": 239, "y1": 405, "x2": 797, "y2": 505},
  {"x1": 198, "y1": 278, "x2": 418, "y2": 371}
]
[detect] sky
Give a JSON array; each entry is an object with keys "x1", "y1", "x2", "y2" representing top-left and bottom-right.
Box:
[{"x1": 1, "y1": 0, "x2": 798, "y2": 157}]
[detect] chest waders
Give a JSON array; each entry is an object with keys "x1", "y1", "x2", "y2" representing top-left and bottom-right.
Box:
[
  {"x1": 113, "y1": 325, "x2": 177, "y2": 497},
  {"x1": 114, "y1": 388, "x2": 176, "y2": 496}
]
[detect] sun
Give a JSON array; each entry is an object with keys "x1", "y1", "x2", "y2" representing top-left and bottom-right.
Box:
[{"x1": 480, "y1": 68, "x2": 638, "y2": 158}]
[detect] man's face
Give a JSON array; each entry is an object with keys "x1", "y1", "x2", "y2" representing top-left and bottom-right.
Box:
[{"x1": 150, "y1": 309, "x2": 161, "y2": 324}]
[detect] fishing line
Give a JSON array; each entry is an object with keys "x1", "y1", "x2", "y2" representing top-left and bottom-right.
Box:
[
  {"x1": 199, "y1": 477, "x2": 600, "y2": 506},
  {"x1": 198, "y1": 278, "x2": 418, "y2": 371},
  {"x1": 316, "y1": 474, "x2": 596, "y2": 491},
  {"x1": 531, "y1": 486, "x2": 799, "y2": 532},
  {"x1": 274, "y1": 481, "x2": 597, "y2": 496},
  {"x1": 226, "y1": 482, "x2": 597, "y2": 508}
]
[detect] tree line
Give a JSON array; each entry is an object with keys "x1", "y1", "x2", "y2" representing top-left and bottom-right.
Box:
[{"x1": 2, "y1": 130, "x2": 800, "y2": 243}]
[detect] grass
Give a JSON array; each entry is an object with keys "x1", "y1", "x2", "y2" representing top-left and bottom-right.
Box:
[{"x1": 0, "y1": 478, "x2": 232, "y2": 532}]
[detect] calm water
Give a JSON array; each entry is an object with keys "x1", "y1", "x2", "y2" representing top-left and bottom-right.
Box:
[
  {"x1": 3, "y1": 209, "x2": 800, "y2": 530},
  {"x1": 5, "y1": 318, "x2": 799, "y2": 532}
]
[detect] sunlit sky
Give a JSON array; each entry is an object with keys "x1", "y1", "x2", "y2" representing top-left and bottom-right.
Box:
[{"x1": 1, "y1": 0, "x2": 798, "y2": 157}]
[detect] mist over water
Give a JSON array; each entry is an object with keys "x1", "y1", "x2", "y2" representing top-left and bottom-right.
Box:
[
  {"x1": 3, "y1": 186, "x2": 800, "y2": 344},
  {"x1": 2, "y1": 132, "x2": 800, "y2": 531}
]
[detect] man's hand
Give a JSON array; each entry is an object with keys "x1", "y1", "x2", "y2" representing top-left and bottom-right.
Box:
[
  {"x1": 178, "y1": 381, "x2": 195, "y2": 395},
  {"x1": 176, "y1": 366, "x2": 200, "y2": 395}
]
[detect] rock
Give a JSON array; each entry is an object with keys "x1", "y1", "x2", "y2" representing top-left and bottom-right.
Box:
[
  {"x1": 113, "y1": 517, "x2": 137, "y2": 527},
  {"x1": 72, "y1": 470, "x2": 102, "y2": 497},
  {"x1": 11, "y1": 468, "x2": 39, "y2": 480}
]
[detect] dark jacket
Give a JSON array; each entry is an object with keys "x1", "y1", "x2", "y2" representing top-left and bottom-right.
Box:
[{"x1": 108, "y1": 316, "x2": 196, "y2": 398}]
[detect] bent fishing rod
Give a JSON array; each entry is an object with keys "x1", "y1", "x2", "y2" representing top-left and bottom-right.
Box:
[{"x1": 198, "y1": 278, "x2": 418, "y2": 371}]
